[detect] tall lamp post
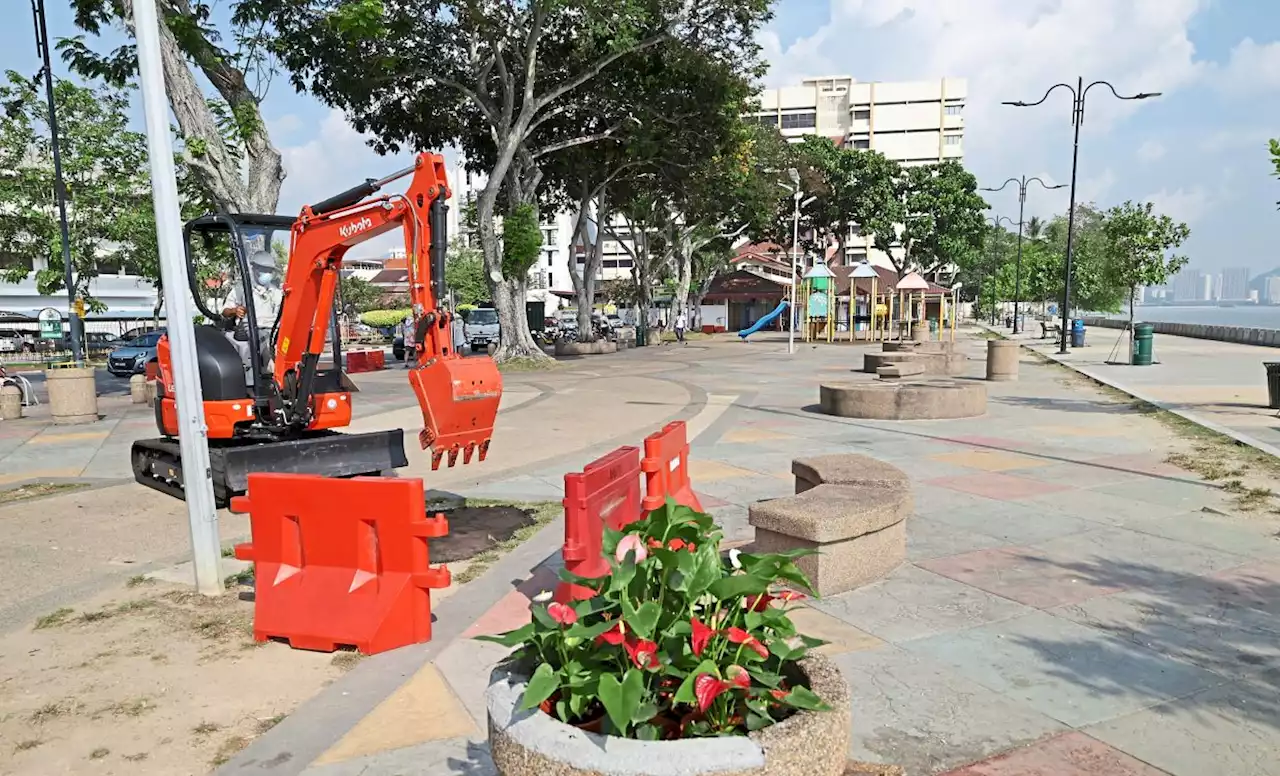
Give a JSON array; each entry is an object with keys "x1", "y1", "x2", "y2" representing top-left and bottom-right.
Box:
[
  {"x1": 1003, "y1": 78, "x2": 1160, "y2": 354},
  {"x1": 30, "y1": 0, "x2": 82, "y2": 363},
  {"x1": 980, "y1": 176, "x2": 1066, "y2": 334},
  {"x1": 986, "y1": 215, "x2": 1016, "y2": 325},
  {"x1": 781, "y1": 168, "x2": 816, "y2": 355}
]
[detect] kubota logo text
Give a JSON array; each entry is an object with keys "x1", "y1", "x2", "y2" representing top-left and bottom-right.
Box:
[{"x1": 339, "y1": 216, "x2": 374, "y2": 239}]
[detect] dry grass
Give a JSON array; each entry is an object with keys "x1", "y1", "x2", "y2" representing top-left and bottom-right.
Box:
[
  {"x1": 33, "y1": 607, "x2": 74, "y2": 630},
  {"x1": 97, "y1": 697, "x2": 154, "y2": 719},
  {"x1": 14, "y1": 739, "x2": 42, "y2": 753},
  {"x1": 330, "y1": 650, "x2": 364, "y2": 672},
  {"x1": 211, "y1": 735, "x2": 249, "y2": 767},
  {"x1": 451, "y1": 499, "x2": 560, "y2": 585},
  {"x1": 192, "y1": 721, "x2": 220, "y2": 737},
  {"x1": 89, "y1": 747, "x2": 110, "y2": 760},
  {"x1": 256, "y1": 713, "x2": 286, "y2": 733},
  {"x1": 29, "y1": 699, "x2": 83, "y2": 724},
  {"x1": 0, "y1": 482, "x2": 88, "y2": 505}
]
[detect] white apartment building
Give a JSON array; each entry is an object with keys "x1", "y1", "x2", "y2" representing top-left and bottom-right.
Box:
[{"x1": 749, "y1": 75, "x2": 967, "y2": 270}]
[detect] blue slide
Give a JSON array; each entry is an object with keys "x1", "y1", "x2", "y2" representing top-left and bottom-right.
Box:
[{"x1": 737, "y1": 301, "x2": 789, "y2": 340}]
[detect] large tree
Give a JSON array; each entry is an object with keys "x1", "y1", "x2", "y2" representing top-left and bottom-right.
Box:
[
  {"x1": 255, "y1": 0, "x2": 770, "y2": 361},
  {"x1": 1270, "y1": 138, "x2": 1280, "y2": 209},
  {"x1": 791, "y1": 137, "x2": 902, "y2": 264},
  {"x1": 0, "y1": 72, "x2": 158, "y2": 310},
  {"x1": 1043, "y1": 203, "x2": 1123, "y2": 315},
  {"x1": 63, "y1": 0, "x2": 285, "y2": 213},
  {"x1": 1102, "y1": 200, "x2": 1189, "y2": 361},
  {"x1": 872, "y1": 161, "x2": 986, "y2": 277},
  {"x1": 444, "y1": 240, "x2": 489, "y2": 306}
]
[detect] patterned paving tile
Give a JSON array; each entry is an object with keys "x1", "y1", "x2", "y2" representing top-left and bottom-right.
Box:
[
  {"x1": 719, "y1": 427, "x2": 794, "y2": 444},
  {"x1": 1034, "y1": 424, "x2": 1131, "y2": 438},
  {"x1": 926, "y1": 472, "x2": 1072, "y2": 501},
  {"x1": 787, "y1": 605, "x2": 886, "y2": 656},
  {"x1": 312, "y1": 664, "x2": 478, "y2": 765},
  {"x1": 930, "y1": 449, "x2": 1050, "y2": 472},
  {"x1": 460, "y1": 565, "x2": 558, "y2": 639},
  {"x1": 904, "y1": 610, "x2": 1222, "y2": 727},
  {"x1": 941, "y1": 731, "x2": 1168, "y2": 775},
  {"x1": 688, "y1": 459, "x2": 757, "y2": 483},
  {"x1": 918, "y1": 547, "x2": 1123, "y2": 609}
]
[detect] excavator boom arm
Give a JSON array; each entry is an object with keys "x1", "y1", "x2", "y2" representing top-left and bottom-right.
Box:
[{"x1": 272, "y1": 152, "x2": 502, "y2": 468}]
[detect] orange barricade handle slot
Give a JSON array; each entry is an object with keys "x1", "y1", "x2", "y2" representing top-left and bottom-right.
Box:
[{"x1": 640, "y1": 420, "x2": 702, "y2": 514}]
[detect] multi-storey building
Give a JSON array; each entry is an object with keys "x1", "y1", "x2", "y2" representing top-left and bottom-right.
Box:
[
  {"x1": 1218, "y1": 267, "x2": 1251, "y2": 301},
  {"x1": 748, "y1": 76, "x2": 967, "y2": 270}
]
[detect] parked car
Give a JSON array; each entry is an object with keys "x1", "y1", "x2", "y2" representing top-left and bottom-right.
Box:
[
  {"x1": 463, "y1": 307, "x2": 500, "y2": 352},
  {"x1": 0, "y1": 329, "x2": 22, "y2": 354},
  {"x1": 107, "y1": 330, "x2": 165, "y2": 377}
]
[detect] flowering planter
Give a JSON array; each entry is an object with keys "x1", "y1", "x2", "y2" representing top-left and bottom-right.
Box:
[{"x1": 486, "y1": 654, "x2": 851, "y2": 776}]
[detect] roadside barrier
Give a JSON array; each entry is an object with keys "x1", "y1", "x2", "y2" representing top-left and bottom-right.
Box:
[
  {"x1": 232, "y1": 473, "x2": 450, "y2": 655},
  {"x1": 555, "y1": 446, "x2": 642, "y2": 603}
]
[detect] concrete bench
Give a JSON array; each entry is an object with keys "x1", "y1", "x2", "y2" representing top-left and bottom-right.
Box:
[
  {"x1": 876, "y1": 363, "x2": 925, "y2": 380},
  {"x1": 748, "y1": 454, "x2": 912, "y2": 596},
  {"x1": 1040, "y1": 321, "x2": 1062, "y2": 340}
]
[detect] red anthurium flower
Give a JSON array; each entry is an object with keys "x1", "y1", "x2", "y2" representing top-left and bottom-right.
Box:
[
  {"x1": 647, "y1": 537, "x2": 663, "y2": 549},
  {"x1": 745, "y1": 593, "x2": 774, "y2": 612},
  {"x1": 775, "y1": 590, "x2": 807, "y2": 603},
  {"x1": 547, "y1": 602, "x2": 577, "y2": 626},
  {"x1": 694, "y1": 674, "x2": 731, "y2": 713},
  {"x1": 690, "y1": 618, "x2": 714, "y2": 656},
  {"x1": 770, "y1": 688, "x2": 788, "y2": 701},
  {"x1": 667, "y1": 538, "x2": 687, "y2": 551},
  {"x1": 725, "y1": 664, "x2": 751, "y2": 690},
  {"x1": 725, "y1": 627, "x2": 769, "y2": 659},
  {"x1": 623, "y1": 637, "x2": 660, "y2": 670},
  {"x1": 596, "y1": 621, "x2": 626, "y2": 646}
]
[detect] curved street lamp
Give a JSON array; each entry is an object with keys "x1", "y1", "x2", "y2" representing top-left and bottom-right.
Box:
[
  {"x1": 1004, "y1": 79, "x2": 1160, "y2": 353},
  {"x1": 981, "y1": 176, "x2": 1067, "y2": 334}
]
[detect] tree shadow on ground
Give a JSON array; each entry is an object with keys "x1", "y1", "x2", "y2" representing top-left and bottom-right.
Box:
[
  {"x1": 1009, "y1": 553, "x2": 1280, "y2": 731},
  {"x1": 445, "y1": 739, "x2": 497, "y2": 775}
]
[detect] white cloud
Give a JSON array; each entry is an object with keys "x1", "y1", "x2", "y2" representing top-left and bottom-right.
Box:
[
  {"x1": 1215, "y1": 38, "x2": 1280, "y2": 96},
  {"x1": 1137, "y1": 140, "x2": 1166, "y2": 162},
  {"x1": 1143, "y1": 186, "x2": 1211, "y2": 225}
]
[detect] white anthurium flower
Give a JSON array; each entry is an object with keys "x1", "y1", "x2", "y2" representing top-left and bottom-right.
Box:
[
  {"x1": 531, "y1": 590, "x2": 553, "y2": 603},
  {"x1": 729, "y1": 548, "x2": 743, "y2": 570},
  {"x1": 692, "y1": 592, "x2": 716, "y2": 612}
]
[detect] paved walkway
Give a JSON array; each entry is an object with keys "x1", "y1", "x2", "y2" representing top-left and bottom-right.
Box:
[
  {"x1": 222, "y1": 332, "x2": 1280, "y2": 776},
  {"x1": 1015, "y1": 326, "x2": 1280, "y2": 456}
]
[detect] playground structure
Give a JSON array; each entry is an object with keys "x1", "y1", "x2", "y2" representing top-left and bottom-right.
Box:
[
  {"x1": 801, "y1": 260, "x2": 836, "y2": 343},
  {"x1": 890, "y1": 271, "x2": 958, "y2": 343}
]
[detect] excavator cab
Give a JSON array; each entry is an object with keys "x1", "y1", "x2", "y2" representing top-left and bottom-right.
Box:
[{"x1": 132, "y1": 152, "x2": 502, "y2": 505}]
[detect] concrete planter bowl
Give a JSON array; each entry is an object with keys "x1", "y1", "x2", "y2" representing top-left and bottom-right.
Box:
[{"x1": 486, "y1": 654, "x2": 851, "y2": 776}]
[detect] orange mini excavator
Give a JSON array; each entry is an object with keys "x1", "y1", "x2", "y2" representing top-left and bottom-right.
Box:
[{"x1": 132, "y1": 152, "x2": 502, "y2": 505}]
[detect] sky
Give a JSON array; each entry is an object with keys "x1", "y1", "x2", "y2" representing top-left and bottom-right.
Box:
[{"x1": 3, "y1": 0, "x2": 1278, "y2": 275}]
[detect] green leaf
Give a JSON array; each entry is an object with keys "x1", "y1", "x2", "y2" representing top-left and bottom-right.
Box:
[
  {"x1": 769, "y1": 640, "x2": 801, "y2": 662},
  {"x1": 631, "y1": 701, "x2": 659, "y2": 724},
  {"x1": 625, "y1": 601, "x2": 661, "y2": 640},
  {"x1": 709, "y1": 573, "x2": 770, "y2": 600},
  {"x1": 474, "y1": 622, "x2": 534, "y2": 648},
  {"x1": 530, "y1": 604, "x2": 558, "y2": 630},
  {"x1": 598, "y1": 669, "x2": 644, "y2": 734},
  {"x1": 746, "y1": 710, "x2": 774, "y2": 731},
  {"x1": 747, "y1": 667, "x2": 783, "y2": 689},
  {"x1": 781, "y1": 685, "x2": 828, "y2": 711},
  {"x1": 607, "y1": 560, "x2": 636, "y2": 594},
  {"x1": 635, "y1": 722, "x2": 661, "y2": 741},
  {"x1": 674, "y1": 659, "x2": 719, "y2": 704},
  {"x1": 564, "y1": 619, "x2": 616, "y2": 642},
  {"x1": 518, "y1": 663, "x2": 560, "y2": 711}
]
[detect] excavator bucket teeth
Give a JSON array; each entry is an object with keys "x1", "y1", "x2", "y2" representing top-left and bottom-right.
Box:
[{"x1": 408, "y1": 356, "x2": 503, "y2": 467}]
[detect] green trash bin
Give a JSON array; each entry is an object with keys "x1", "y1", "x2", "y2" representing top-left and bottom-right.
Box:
[{"x1": 1133, "y1": 323, "x2": 1155, "y2": 366}]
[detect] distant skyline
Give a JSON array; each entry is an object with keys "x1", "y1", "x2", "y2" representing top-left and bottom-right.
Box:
[{"x1": 0, "y1": 1, "x2": 1276, "y2": 271}]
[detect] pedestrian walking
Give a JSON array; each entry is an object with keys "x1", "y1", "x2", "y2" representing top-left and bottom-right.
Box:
[{"x1": 675, "y1": 309, "x2": 688, "y2": 344}]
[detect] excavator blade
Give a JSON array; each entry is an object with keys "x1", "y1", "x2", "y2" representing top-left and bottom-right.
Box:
[{"x1": 408, "y1": 355, "x2": 503, "y2": 469}]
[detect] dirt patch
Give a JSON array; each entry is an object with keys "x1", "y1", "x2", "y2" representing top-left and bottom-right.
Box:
[
  {"x1": 430, "y1": 505, "x2": 539, "y2": 563},
  {"x1": 0, "y1": 482, "x2": 89, "y2": 505},
  {"x1": 1, "y1": 580, "x2": 343, "y2": 774},
  {"x1": 441, "y1": 500, "x2": 560, "y2": 584}
]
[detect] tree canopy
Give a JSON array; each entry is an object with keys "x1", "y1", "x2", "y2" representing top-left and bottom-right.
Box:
[{"x1": 0, "y1": 72, "x2": 160, "y2": 309}]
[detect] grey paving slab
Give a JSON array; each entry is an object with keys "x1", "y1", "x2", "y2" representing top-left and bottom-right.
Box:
[
  {"x1": 1013, "y1": 460, "x2": 1150, "y2": 489},
  {"x1": 1026, "y1": 526, "x2": 1249, "y2": 583},
  {"x1": 1089, "y1": 478, "x2": 1224, "y2": 512},
  {"x1": 815, "y1": 563, "x2": 1036, "y2": 644},
  {"x1": 464, "y1": 475, "x2": 565, "y2": 502},
  {"x1": 1019, "y1": 487, "x2": 1194, "y2": 524},
  {"x1": 906, "y1": 516, "x2": 1012, "y2": 561},
  {"x1": 903, "y1": 610, "x2": 1226, "y2": 727},
  {"x1": 911, "y1": 484, "x2": 1006, "y2": 515},
  {"x1": 1107, "y1": 510, "x2": 1280, "y2": 560},
  {"x1": 708, "y1": 504, "x2": 752, "y2": 543},
  {"x1": 833, "y1": 646, "x2": 1066, "y2": 775},
  {"x1": 436, "y1": 638, "x2": 515, "y2": 728},
  {"x1": 1086, "y1": 676, "x2": 1280, "y2": 776},
  {"x1": 1052, "y1": 587, "x2": 1280, "y2": 681},
  {"x1": 926, "y1": 499, "x2": 1098, "y2": 545},
  {"x1": 691, "y1": 475, "x2": 792, "y2": 506},
  {"x1": 302, "y1": 737, "x2": 495, "y2": 776}
]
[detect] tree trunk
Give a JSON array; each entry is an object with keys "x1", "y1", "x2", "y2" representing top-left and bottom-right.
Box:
[
  {"x1": 673, "y1": 230, "x2": 692, "y2": 323},
  {"x1": 568, "y1": 189, "x2": 608, "y2": 343}
]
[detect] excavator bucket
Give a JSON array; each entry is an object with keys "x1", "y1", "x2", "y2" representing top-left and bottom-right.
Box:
[{"x1": 408, "y1": 355, "x2": 503, "y2": 469}]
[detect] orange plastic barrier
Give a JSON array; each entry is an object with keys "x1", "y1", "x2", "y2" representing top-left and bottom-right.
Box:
[
  {"x1": 640, "y1": 420, "x2": 703, "y2": 513},
  {"x1": 345, "y1": 350, "x2": 386, "y2": 373},
  {"x1": 232, "y1": 473, "x2": 450, "y2": 655},
  {"x1": 555, "y1": 446, "x2": 642, "y2": 603}
]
